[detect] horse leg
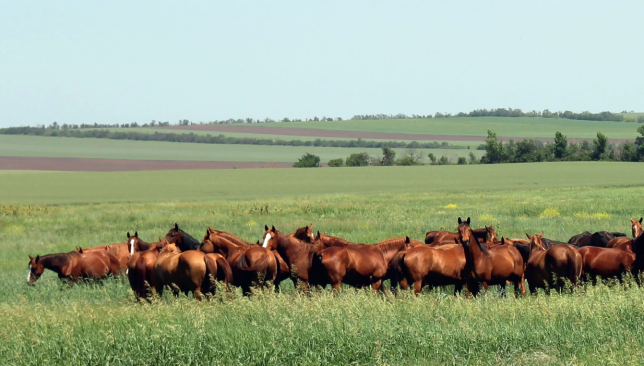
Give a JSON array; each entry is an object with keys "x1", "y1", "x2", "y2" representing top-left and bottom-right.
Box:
[
  {"x1": 371, "y1": 279, "x2": 383, "y2": 293},
  {"x1": 413, "y1": 281, "x2": 423, "y2": 296},
  {"x1": 454, "y1": 282, "x2": 463, "y2": 297},
  {"x1": 499, "y1": 282, "x2": 507, "y2": 297}
]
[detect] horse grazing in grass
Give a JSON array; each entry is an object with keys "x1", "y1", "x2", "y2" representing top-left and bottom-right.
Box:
[
  {"x1": 457, "y1": 217, "x2": 524, "y2": 297},
  {"x1": 127, "y1": 238, "x2": 166, "y2": 300},
  {"x1": 153, "y1": 243, "x2": 232, "y2": 300},
  {"x1": 164, "y1": 223, "x2": 201, "y2": 252},
  {"x1": 317, "y1": 237, "x2": 411, "y2": 292},
  {"x1": 425, "y1": 225, "x2": 496, "y2": 245},
  {"x1": 389, "y1": 243, "x2": 466, "y2": 296},
  {"x1": 261, "y1": 225, "x2": 330, "y2": 292},
  {"x1": 578, "y1": 244, "x2": 636, "y2": 284},
  {"x1": 27, "y1": 250, "x2": 121, "y2": 285},
  {"x1": 201, "y1": 228, "x2": 277, "y2": 295},
  {"x1": 523, "y1": 232, "x2": 582, "y2": 294}
]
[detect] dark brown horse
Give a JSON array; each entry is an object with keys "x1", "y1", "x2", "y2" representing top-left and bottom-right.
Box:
[
  {"x1": 164, "y1": 223, "x2": 201, "y2": 252},
  {"x1": 457, "y1": 217, "x2": 524, "y2": 297},
  {"x1": 578, "y1": 245, "x2": 635, "y2": 284},
  {"x1": 569, "y1": 231, "x2": 627, "y2": 248},
  {"x1": 153, "y1": 243, "x2": 231, "y2": 300},
  {"x1": 201, "y1": 228, "x2": 277, "y2": 295},
  {"x1": 127, "y1": 238, "x2": 165, "y2": 300},
  {"x1": 389, "y1": 243, "x2": 466, "y2": 295},
  {"x1": 425, "y1": 225, "x2": 497, "y2": 245},
  {"x1": 261, "y1": 225, "x2": 329, "y2": 291},
  {"x1": 27, "y1": 250, "x2": 121, "y2": 285},
  {"x1": 317, "y1": 237, "x2": 411, "y2": 291},
  {"x1": 524, "y1": 232, "x2": 582, "y2": 294}
]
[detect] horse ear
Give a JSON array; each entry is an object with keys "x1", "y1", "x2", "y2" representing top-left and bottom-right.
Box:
[
  {"x1": 309, "y1": 223, "x2": 313, "y2": 229},
  {"x1": 489, "y1": 225, "x2": 494, "y2": 229},
  {"x1": 29, "y1": 255, "x2": 34, "y2": 260},
  {"x1": 174, "y1": 223, "x2": 179, "y2": 231},
  {"x1": 458, "y1": 217, "x2": 462, "y2": 224},
  {"x1": 405, "y1": 236, "x2": 410, "y2": 243},
  {"x1": 539, "y1": 231, "x2": 544, "y2": 238},
  {"x1": 271, "y1": 225, "x2": 276, "y2": 232},
  {"x1": 265, "y1": 225, "x2": 269, "y2": 231},
  {"x1": 127, "y1": 232, "x2": 131, "y2": 239},
  {"x1": 79, "y1": 247, "x2": 84, "y2": 254},
  {"x1": 134, "y1": 231, "x2": 138, "y2": 238},
  {"x1": 466, "y1": 217, "x2": 471, "y2": 225},
  {"x1": 640, "y1": 217, "x2": 643, "y2": 224},
  {"x1": 526, "y1": 233, "x2": 531, "y2": 239},
  {"x1": 256, "y1": 240, "x2": 260, "y2": 245},
  {"x1": 36, "y1": 255, "x2": 40, "y2": 263}
]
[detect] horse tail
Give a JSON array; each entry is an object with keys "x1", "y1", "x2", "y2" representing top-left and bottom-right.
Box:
[
  {"x1": 388, "y1": 251, "x2": 406, "y2": 289},
  {"x1": 235, "y1": 251, "x2": 269, "y2": 275},
  {"x1": 566, "y1": 249, "x2": 581, "y2": 285},
  {"x1": 215, "y1": 255, "x2": 234, "y2": 284},
  {"x1": 130, "y1": 256, "x2": 147, "y2": 298},
  {"x1": 514, "y1": 243, "x2": 531, "y2": 265}
]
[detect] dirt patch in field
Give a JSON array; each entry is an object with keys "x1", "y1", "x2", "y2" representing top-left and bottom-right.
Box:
[
  {"x1": 165, "y1": 124, "x2": 628, "y2": 143},
  {"x1": 0, "y1": 157, "x2": 294, "y2": 172}
]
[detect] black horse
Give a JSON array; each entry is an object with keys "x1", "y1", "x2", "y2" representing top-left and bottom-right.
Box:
[{"x1": 164, "y1": 223, "x2": 201, "y2": 252}]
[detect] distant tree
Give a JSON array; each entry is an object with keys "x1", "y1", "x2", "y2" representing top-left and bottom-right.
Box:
[
  {"x1": 327, "y1": 158, "x2": 344, "y2": 167},
  {"x1": 483, "y1": 130, "x2": 505, "y2": 163},
  {"x1": 427, "y1": 153, "x2": 437, "y2": 165},
  {"x1": 345, "y1": 152, "x2": 371, "y2": 167},
  {"x1": 638, "y1": 116, "x2": 644, "y2": 123},
  {"x1": 468, "y1": 152, "x2": 478, "y2": 164},
  {"x1": 381, "y1": 146, "x2": 396, "y2": 166},
  {"x1": 457, "y1": 157, "x2": 467, "y2": 165},
  {"x1": 293, "y1": 153, "x2": 321, "y2": 168},
  {"x1": 592, "y1": 132, "x2": 608, "y2": 160},
  {"x1": 402, "y1": 147, "x2": 424, "y2": 165},
  {"x1": 438, "y1": 155, "x2": 450, "y2": 165},
  {"x1": 553, "y1": 131, "x2": 567, "y2": 159}
]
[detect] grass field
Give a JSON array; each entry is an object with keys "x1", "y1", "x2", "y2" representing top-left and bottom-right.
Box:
[
  {"x1": 2, "y1": 163, "x2": 644, "y2": 365},
  {"x1": 0, "y1": 135, "x2": 479, "y2": 164},
  {"x1": 253, "y1": 117, "x2": 643, "y2": 139}
]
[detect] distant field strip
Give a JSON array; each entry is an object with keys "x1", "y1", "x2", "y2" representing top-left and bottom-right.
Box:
[
  {"x1": 1, "y1": 162, "x2": 642, "y2": 205},
  {"x1": 0, "y1": 135, "x2": 480, "y2": 163},
  {"x1": 179, "y1": 117, "x2": 641, "y2": 140}
]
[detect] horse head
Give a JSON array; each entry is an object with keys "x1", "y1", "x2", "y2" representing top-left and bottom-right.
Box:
[
  {"x1": 262, "y1": 225, "x2": 278, "y2": 250},
  {"x1": 127, "y1": 231, "x2": 149, "y2": 254},
  {"x1": 526, "y1": 232, "x2": 545, "y2": 252},
  {"x1": 631, "y1": 218, "x2": 643, "y2": 239},
  {"x1": 457, "y1": 217, "x2": 473, "y2": 244},
  {"x1": 27, "y1": 255, "x2": 44, "y2": 286},
  {"x1": 486, "y1": 225, "x2": 498, "y2": 242}
]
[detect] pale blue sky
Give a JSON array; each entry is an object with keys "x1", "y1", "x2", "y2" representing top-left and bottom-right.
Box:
[{"x1": 1, "y1": 1, "x2": 642, "y2": 127}]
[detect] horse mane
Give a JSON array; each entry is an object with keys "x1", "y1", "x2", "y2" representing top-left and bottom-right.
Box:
[
  {"x1": 374, "y1": 239, "x2": 406, "y2": 254},
  {"x1": 40, "y1": 252, "x2": 76, "y2": 268},
  {"x1": 514, "y1": 243, "x2": 531, "y2": 263},
  {"x1": 136, "y1": 238, "x2": 151, "y2": 251},
  {"x1": 461, "y1": 224, "x2": 488, "y2": 254}
]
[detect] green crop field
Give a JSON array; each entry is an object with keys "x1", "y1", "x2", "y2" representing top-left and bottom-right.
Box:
[
  {"x1": 2, "y1": 162, "x2": 644, "y2": 365},
  {"x1": 253, "y1": 117, "x2": 642, "y2": 139},
  {"x1": 0, "y1": 135, "x2": 479, "y2": 164}
]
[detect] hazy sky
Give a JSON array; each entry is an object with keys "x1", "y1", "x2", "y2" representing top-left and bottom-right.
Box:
[{"x1": 1, "y1": 1, "x2": 642, "y2": 127}]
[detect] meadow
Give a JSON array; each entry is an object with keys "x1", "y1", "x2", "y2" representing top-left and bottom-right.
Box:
[
  {"x1": 1, "y1": 163, "x2": 644, "y2": 364},
  {"x1": 253, "y1": 116, "x2": 642, "y2": 139},
  {"x1": 0, "y1": 135, "x2": 479, "y2": 164}
]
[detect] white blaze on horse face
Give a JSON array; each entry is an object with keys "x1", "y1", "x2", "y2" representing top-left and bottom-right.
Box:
[
  {"x1": 27, "y1": 264, "x2": 32, "y2": 283},
  {"x1": 129, "y1": 239, "x2": 136, "y2": 255},
  {"x1": 262, "y1": 233, "x2": 272, "y2": 248}
]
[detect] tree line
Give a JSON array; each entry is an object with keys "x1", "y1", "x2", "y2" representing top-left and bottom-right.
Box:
[{"x1": 0, "y1": 127, "x2": 466, "y2": 150}]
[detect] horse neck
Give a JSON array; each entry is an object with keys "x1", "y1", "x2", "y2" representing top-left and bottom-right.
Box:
[
  {"x1": 462, "y1": 226, "x2": 487, "y2": 262},
  {"x1": 375, "y1": 240, "x2": 406, "y2": 262},
  {"x1": 211, "y1": 237, "x2": 242, "y2": 258},
  {"x1": 219, "y1": 232, "x2": 252, "y2": 247},
  {"x1": 40, "y1": 253, "x2": 72, "y2": 276},
  {"x1": 137, "y1": 239, "x2": 151, "y2": 251},
  {"x1": 178, "y1": 231, "x2": 200, "y2": 249},
  {"x1": 276, "y1": 232, "x2": 308, "y2": 258}
]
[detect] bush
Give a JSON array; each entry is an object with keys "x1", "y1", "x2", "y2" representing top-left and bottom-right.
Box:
[
  {"x1": 438, "y1": 156, "x2": 450, "y2": 165},
  {"x1": 293, "y1": 153, "x2": 321, "y2": 168},
  {"x1": 395, "y1": 156, "x2": 422, "y2": 166},
  {"x1": 345, "y1": 153, "x2": 371, "y2": 167},
  {"x1": 457, "y1": 157, "x2": 467, "y2": 165},
  {"x1": 638, "y1": 116, "x2": 644, "y2": 123},
  {"x1": 327, "y1": 158, "x2": 344, "y2": 167}
]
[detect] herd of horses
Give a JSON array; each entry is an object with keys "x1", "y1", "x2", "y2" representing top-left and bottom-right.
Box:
[{"x1": 26, "y1": 217, "x2": 644, "y2": 300}]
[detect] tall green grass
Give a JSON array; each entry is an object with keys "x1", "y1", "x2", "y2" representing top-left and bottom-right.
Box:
[{"x1": 2, "y1": 185, "x2": 644, "y2": 364}]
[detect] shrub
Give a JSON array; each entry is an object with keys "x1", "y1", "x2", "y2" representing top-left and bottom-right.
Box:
[
  {"x1": 457, "y1": 157, "x2": 467, "y2": 165},
  {"x1": 293, "y1": 153, "x2": 321, "y2": 168},
  {"x1": 327, "y1": 158, "x2": 344, "y2": 167},
  {"x1": 395, "y1": 156, "x2": 421, "y2": 166},
  {"x1": 345, "y1": 153, "x2": 371, "y2": 167}
]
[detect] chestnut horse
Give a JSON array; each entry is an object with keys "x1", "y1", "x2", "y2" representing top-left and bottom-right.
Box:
[
  {"x1": 126, "y1": 231, "x2": 152, "y2": 254},
  {"x1": 27, "y1": 250, "x2": 121, "y2": 285},
  {"x1": 201, "y1": 228, "x2": 277, "y2": 295},
  {"x1": 153, "y1": 243, "x2": 232, "y2": 300},
  {"x1": 261, "y1": 225, "x2": 329, "y2": 291},
  {"x1": 317, "y1": 237, "x2": 411, "y2": 291},
  {"x1": 578, "y1": 245, "x2": 635, "y2": 284},
  {"x1": 389, "y1": 243, "x2": 466, "y2": 295},
  {"x1": 127, "y1": 238, "x2": 165, "y2": 300},
  {"x1": 631, "y1": 218, "x2": 643, "y2": 238},
  {"x1": 457, "y1": 217, "x2": 524, "y2": 297},
  {"x1": 425, "y1": 225, "x2": 496, "y2": 245},
  {"x1": 80, "y1": 235, "x2": 137, "y2": 271},
  {"x1": 523, "y1": 232, "x2": 582, "y2": 294},
  {"x1": 289, "y1": 224, "x2": 316, "y2": 243},
  {"x1": 164, "y1": 223, "x2": 201, "y2": 252}
]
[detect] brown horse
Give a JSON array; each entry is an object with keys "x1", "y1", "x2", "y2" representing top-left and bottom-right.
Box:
[
  {"x1": 317, "y1": 237, "x2": 411, "y2": 291},
  {"x1": 289, "y1": 224, "x2": 316, "y2": 243},
  {"x1": 27, "y1": 250, "x2": 121, "y2": 285},
  {"x1": 202, "y1": 228, "x2": 277, "y2": 295},
  {"x1": 631, "y1": 218, "x2": 643, "y2": 238},
  {"x1": 578, "y1": 246, "x2": 635, "y2": 284},
  {"x1": 126, "y1": 231, "x2": 153, "y2": 254},
  {"x1": 457, "y1": 217, "x2": 524, "y2": 296},
  {"x1": 425, "y1": 225, "x2": 497, "y2": 245},
  {"x1": 127, "y1": 238, "x2": 165, "y2": 300},
  {"x1": 164, "y1": 223, "x2": 202, "y2": 251},
  {"x1": 80, "y1": 237, "x2": 134, "y2": 271},
  {"x1": 523, "y1": 232, "x2": 582, "y2": 294},
  {"x1": 389, "y1": 243, "x2": 466, "y2": 295},
  {"x1": 261, "y1": 225, "x2": 329, "y2": 291},
  {"x1": 153, "y1": 243, "x2": 232, "y2": 300}
]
